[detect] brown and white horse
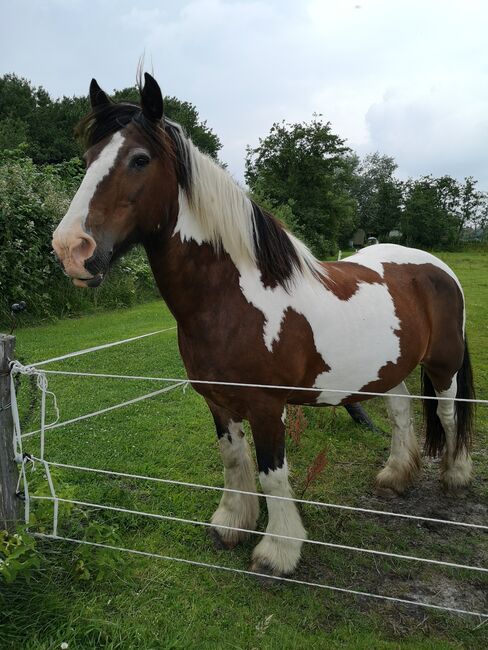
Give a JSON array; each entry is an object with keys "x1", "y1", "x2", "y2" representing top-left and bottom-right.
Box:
[{"x1": 52, "y1": 74, "x2": 475, "y2": 577}]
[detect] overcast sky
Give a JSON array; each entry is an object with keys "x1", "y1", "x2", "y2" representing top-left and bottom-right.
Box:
[{"x1": 1, "y1": 0, "x2": 487, "y2": 189}]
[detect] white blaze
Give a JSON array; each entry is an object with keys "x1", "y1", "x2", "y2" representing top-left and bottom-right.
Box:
[{"x1": 55, "y1": 132, "x2": 125, "y2": 237}]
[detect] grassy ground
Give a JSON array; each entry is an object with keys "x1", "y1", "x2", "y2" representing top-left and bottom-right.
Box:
[{"x1": 1, "y1": 251, "x2": 487, "y2": 649}]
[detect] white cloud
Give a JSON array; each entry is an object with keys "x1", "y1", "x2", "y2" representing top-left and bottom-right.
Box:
[{"x1": 1, "y1": 0, "x2": 487, "y2": 188}]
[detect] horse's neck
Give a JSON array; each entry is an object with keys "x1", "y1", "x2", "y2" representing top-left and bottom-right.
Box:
[{"x1": 144, "y1": 225, "x2": 238, "y2": 329}]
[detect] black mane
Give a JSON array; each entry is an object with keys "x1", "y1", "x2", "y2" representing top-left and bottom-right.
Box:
[
  {"x1": 251, "y1": 200, "x2": 304, "y2": 289},
  {"x1": 76, "y1": 102, "x2": 192, "y2": 195}
]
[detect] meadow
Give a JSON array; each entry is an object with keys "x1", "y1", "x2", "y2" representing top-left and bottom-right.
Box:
[{"x1": 1, "y1": 250, "x2": 487, "y2": 649}]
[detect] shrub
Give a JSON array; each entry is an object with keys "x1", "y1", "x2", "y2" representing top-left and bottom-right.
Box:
[{"x1": 0, "y1": 148, "x2": 157, "y2": 327}]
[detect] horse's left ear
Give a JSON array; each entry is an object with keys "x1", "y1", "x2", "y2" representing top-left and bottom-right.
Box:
[{"x1": 140, "y1": 73, "x2": 164, "y2": 122}]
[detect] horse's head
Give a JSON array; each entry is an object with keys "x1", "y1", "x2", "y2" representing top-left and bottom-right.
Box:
[{"x1": 52, "y1": 73, "x2": 180, "y2": 287}]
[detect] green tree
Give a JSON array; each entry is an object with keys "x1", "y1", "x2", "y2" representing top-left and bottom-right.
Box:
[
  {"x1": 402, "y1": 176, "x2": 458, "y2": 248},
  {"x1": 0, "y1": 74, "x2": 221, "y2": 163},
  {"x1": 245, "y1": 116, "x2": 357, "y2": 257},
  {"x1": 113, "y1": 87, "x2": 222, "y2": 159},
  {"x1": 0, "y1": 116, "x2": 29, "y2": 151},
  {"x1": 351, "y1": 152, "x2": 403, "y2": 240},
  {"x1": 456, "y1": 176, "x2": 488, "y2": 240}
]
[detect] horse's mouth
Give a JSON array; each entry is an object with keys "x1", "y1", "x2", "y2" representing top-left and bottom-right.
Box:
[{"x1": 73, "y1": 273, "x2": 104, "y2": 288}]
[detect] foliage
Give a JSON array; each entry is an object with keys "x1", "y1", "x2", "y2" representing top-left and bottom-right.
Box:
[
  {"x1": 300, "y1": 448, "x2": 328, "y2": 497},
  {"x1": 70, "y1": 517, "x2": 122, "y2": 582},
  {"x1": 0, "y1": 73, "x2": 221, "y2": 163},
  {"x1": 0, "y1": 465, "x2": 122, "y2": 586},
  {"x1": 400, "y1": 175, "x2": 473, "y2": 248},
  {"x1": 112, "y1": 86, "x2": 222, "y2": 159},
  {"x1": 350, "y1": 152, "x2": 403, "y2": 239},
  {"x1": 0, "y1": 528, "x2": 40, "y2": 583},
  {"x1": 286, "y1": 405, "x2": 308, "y2": 446},
  {"x1": 245, "y1": 115, "x2": 357, "y2": 257},
  {"x1": 0, "y1": 148, "x2": 157, "y2": 327}
]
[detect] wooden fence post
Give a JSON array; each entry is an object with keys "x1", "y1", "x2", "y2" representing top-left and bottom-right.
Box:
[{"x1": 0, "y1": 334, "x2": 21, "y2": 532}]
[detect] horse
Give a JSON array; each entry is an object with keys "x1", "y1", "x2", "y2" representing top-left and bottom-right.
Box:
[{"x1": 52, "y1": 73, "x2": 475, "y2": 577}]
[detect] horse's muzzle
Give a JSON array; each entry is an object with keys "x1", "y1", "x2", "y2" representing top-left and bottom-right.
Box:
[{"x1": 73, "y1": 273, "x2": 105, "y2": 288}]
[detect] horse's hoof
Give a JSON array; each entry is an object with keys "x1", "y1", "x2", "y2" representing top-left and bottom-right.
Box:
[
  {"x1": 374, "y1": 485, "x2": 400, "y2": 498},
  {"x1": 208, "y1": 527, "x2": 235, "y2": 550},
  {"x1": 441, "y1": 483, "x2": 469, "y2": 498},
  {"x1": 250, "y1": 559, "x2": 286, "y2": 585}
]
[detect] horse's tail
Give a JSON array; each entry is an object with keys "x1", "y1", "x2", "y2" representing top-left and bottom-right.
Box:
[{"x1": 422, "y1": 338, "x2": 475, "y2": 458}]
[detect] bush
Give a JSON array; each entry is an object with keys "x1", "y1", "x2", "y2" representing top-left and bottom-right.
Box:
[{"x1": 0, "y1": 148, "x2": 157, "y2": 328}]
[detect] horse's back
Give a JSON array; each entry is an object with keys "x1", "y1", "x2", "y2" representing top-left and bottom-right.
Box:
[{"x1": 339, "y1": 244, "x2": 461, "y2": 289}]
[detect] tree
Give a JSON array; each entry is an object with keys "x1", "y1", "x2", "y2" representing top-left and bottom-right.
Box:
[
  {"x1": 0, "y1": 74, "x2": 222, "y2": 163},
  {"x1": 113, "y1": 87, "x2": 222, "y2": 159},
  {"x1": 402, "y1": 176, "x2": 458, "y2": 248},
  {"x1": 245, "y1": 116, "x2": 357, "y2": 257},
  {"x1": 351, "y1": 152, "x2": 403, "y2": 240},
  {"x1": 456, "y1": 176, "x2": 488, "y2": 240},
  {"x1": 402, "y1": 175, "x2": 488, "y2": 248}
]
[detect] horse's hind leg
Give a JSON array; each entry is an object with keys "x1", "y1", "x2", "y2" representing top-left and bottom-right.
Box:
[
  {"x1": 249, "y1": 404, "x2": 306, "y2": 577},
  {"x1": 208, "y1": 401, "x2": 259, "y2": 548},
  {"x1": 375, "y1": 382, "x2": 421, "y2": 496},
  {"x1": 429, "y1": 374, "x2": 472, "y2": 492}
]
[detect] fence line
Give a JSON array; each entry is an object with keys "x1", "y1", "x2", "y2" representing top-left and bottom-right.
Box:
[
  {"x1": 27, "y1": 326, "x2": 177, "y2": 368},
  {"x1": 21, "y1": 381, "x2": 186, "y2": 439},
  {"x1": 34, "y1": 533, "x2": 488, "y2": 620},
  {"x1": 29, "y1": 456, "x2": 488, "y2": 531},
  {"x1": 30, "y1": 493, "x2": 488, "y2": 573},
  {"x1": 8, "y1": 328, "x2": 488, "y2": 620},
  {"x1": 34, "y1": 368, "x2": 488, "y2": 404}
]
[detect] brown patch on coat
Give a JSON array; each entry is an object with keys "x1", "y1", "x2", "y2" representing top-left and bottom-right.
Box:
[{"x1": 320, "y1": 261, "x2": 384, "y2": 300}]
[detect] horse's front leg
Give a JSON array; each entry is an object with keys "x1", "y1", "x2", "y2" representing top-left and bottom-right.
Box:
[
  {"x1": 207, "y1": 400, "x2": 259, "y2": 548},
  {"x1": 249, "y1": 403, "x2": 307, "y2": 577}
]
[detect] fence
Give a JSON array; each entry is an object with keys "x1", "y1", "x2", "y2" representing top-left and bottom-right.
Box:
[{"x1": 1, "y1": 328, "x2": 487, "y2": 621}]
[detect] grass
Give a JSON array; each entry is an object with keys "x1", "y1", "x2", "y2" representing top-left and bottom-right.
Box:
[{"x1": 1, "y1": 251, "x2": 487, "y2": 649}]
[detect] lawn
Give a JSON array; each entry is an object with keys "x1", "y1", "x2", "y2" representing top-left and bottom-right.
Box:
[{"x1": 1, "y1": 250, "x2": 487, "y2": 649}]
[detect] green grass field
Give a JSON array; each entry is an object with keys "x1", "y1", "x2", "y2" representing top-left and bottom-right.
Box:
[{"x1": 1, "y1": 250, "x2": 487, "y2": 649}]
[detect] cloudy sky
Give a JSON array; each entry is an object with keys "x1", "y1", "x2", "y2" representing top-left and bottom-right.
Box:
[{"x1": 1, "y1": 0, "x2": 487, "y2": 188}]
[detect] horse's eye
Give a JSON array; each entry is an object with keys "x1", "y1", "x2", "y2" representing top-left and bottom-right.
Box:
[{"x1": 130, "y1": 154, "x2": 150, "y2": 170}]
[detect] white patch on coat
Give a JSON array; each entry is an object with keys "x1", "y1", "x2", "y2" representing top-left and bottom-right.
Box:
[
  {"x1": 252, "y1": 459, "x2": 306, "y2": 575},
  {"x1": 55, "y1": 132, "x2": 125, "y2": 238},
  {"x1": 281, "y1": 407, "x2": 287, "y2": 424},
  {"x1": 376, "y1": 382, "x2": 420, "y2": 492},
  {"x1": 342, "y1": 244, "x2": 460, "y2": 284},
  {"x1": 211, "y1": 420, "x2": 259, "y2": 543},
  {"x1": 435, "y1": 378, "x2": 472, "y2": 488},
  {"x1": 238, "y1": 264, "x2": 401, "y2": 404},
  {"x1": 343, "y1": 244, "x2": 466, "y2": 331}
]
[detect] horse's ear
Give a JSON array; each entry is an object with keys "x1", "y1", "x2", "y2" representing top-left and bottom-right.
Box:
[
  {"x1": 89, "y1": 79, "x2": 110, "y2": 109},
  {"x1": 140, "y1": 73, "x2": 164, "y2": 122}
]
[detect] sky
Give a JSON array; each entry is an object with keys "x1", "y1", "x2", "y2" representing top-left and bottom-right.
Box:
[{"x1": 1, "y1": 0, "x2": 488, "y2": 189}]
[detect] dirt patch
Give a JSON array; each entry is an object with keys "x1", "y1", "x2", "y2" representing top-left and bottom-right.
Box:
[
  {"x1": 297, "y1": 456, "x2": 488, "y2": 633},
  {"x1": 362, "y1": 456, "x2": 488, "y2": 528}
]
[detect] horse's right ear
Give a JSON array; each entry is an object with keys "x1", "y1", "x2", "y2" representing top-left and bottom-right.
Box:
[{"x1": 89, "y1": 79, "x2": 110, "y2": 108}]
